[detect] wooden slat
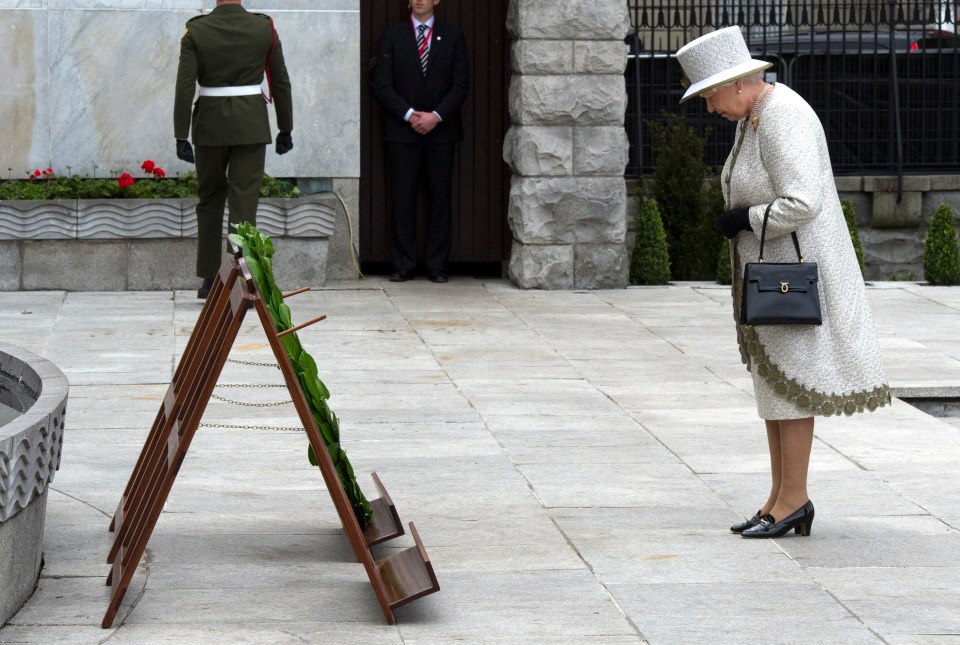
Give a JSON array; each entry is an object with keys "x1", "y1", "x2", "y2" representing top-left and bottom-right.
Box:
[
  {"x1": 376, "y1": 522, "x2": 439, "y2": 609},
  {"x1": 362, "y1": 472, "x2": 405, "y2": 546}
]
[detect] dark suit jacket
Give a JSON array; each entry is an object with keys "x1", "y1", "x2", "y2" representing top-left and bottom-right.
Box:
[
  {"x1": 373, "y1": 17, "x2": 469, "y2": 144},
  {"x1": 174, "y1": 4, "x2": 293, "y2": 146}
]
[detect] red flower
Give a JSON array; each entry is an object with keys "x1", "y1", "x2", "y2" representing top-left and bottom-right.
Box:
[
  {"x1": 118, "y1": 172, "x2": 135, "y2": 188},
  {"x1": 152, "y1": 167, "x2": 166, "y2": 179},
  {"x1": 32, "y1": 169, "x2": 42, "y2": 178},
  {"x1": 141, "y1": 160, "x2": 155, "y2": 173},
  {"x1": 43, "y1": 168, "x2": 54, "y2": 177}
]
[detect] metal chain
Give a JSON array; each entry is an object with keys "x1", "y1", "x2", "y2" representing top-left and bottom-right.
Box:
[
  {"x1": 210, "y1": 393, "x2": 291, "y2": 407},
  {"x1": 216, "y1": 383, "x2": 286, "y2": 388},
  {"x1": 227, "y1": 358, "x2": 280, "y2": 368},
  {"x1": 200, "y1": 422, "x2": 303, "y2": 431}
]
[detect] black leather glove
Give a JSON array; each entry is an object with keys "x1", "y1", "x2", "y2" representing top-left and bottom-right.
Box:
[
  {"x1": 276, "y1": 132, "x2": 293, "y2": 155},
  {"x1": 176, "y1": 139, "x2": 195, "y2": 164},
  {"x1": 715, "y1": 207, "x2": 753, "y2": 239}
]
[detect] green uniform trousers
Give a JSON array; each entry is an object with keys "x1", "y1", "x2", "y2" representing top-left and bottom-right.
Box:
[{"x1": 194, "y1": 143, "x2": 266, "y2": 278}]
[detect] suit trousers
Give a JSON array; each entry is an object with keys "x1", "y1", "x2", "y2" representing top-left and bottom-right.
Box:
[
  {"x1": 194, "y1": 143, "x2": 266, "y2": 278},
  {"x1": 386, "y1": 140, "x2": 456, "y2": 275}
]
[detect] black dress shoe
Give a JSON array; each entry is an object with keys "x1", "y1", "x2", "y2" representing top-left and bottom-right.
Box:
[
  {"x1": 389, "y1": 271, "x2": 414, "y2": 282},
  {"x1": 742, "y1": 500, "x2": 815, "y2": 538},
  {"x1": 730, "y1": 510, "x2": 763, "y2": 533},
  {"x1": 428, "y1": 273, "x2": 448, "y2": 283},
  {"x1": 197, "y1": 278, "x2": 213, "y2": 299}
]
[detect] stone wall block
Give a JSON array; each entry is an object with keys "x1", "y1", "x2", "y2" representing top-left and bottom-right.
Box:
[
  {"x1": 574, "y1": 242, "x2": 629, "y2": 288},
  {"x1": 573, "y1": 40, "x2": 628, "y2": 74},
  {"x1": 503, "y1": 126, "x2": 573, "y2": 176},
  {"x1": 860, "y1": 228, "x2": 925, "y2": 280},
  {"x1": 508, "y1": 241, "x2": 575, "y2": 289},
  {"x1": 127, "y1": 239, "x2": 198, "y2": 291},
  {"x1": 508, "y1": 176, "x2": 626, "y2": 244},
  {"x1": 507, "y1": 0, "x2": 631, "y2": 40},
  {"x1": 930, "y1": 176, "x2": 960, "y2": 191},
  {"x1": 834, "y1": 176, "x2": 864, "y2": 192},
  {"x1": 573, "y1": 126, "x2": 629, "y2": 176},
  {"x1": 922, "y1": 193, "x2": 960, "y2": 226},
  {"x1": 863, "y1": 176, "x2": 931, "y2": 192},
  {"x1": 511, "y1": 40, "x2": 573, "y2": 74},
  {"x1": 22, "y1": 240, "x2": 128, "y2": 290},
  {"x1": 509, "y1": 75, "x2": 626, "y2": 126},
  {"x1": 0, "y1": 241, "x2": 20, "y2": 290},
  {"x1": 872, "y1": 191, "x2": 922, "y2": 228}
]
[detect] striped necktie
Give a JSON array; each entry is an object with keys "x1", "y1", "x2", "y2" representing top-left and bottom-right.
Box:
[{"x1": 417, "y1": 24, "x2": 429, "y2": 74}]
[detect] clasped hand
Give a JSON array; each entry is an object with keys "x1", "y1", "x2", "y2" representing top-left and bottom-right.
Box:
[{"x1": 409, "y1": 111, "x2": 439, "y2": 135}]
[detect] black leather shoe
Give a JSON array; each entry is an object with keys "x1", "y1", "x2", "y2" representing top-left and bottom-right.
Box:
[
  {"x1": 730, "y1": 510, "x2": 763, "y2": 533},
  {"x1": 197, "y1": 278, "x2": 213, "y2": 300},
  {"x1": 428, "y1": 273, "x2": 448, "y2": 283},
  {"x1": 742, "y1": 500, "x2": 815, "y2": 538},
  {"x1": 389, "y1": 271, "x2": 414, "y2": 283}
]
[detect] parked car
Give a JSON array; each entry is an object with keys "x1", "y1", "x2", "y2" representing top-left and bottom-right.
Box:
[{"x1": 746, "y1": 27, "x2": 960, "y2": 56}]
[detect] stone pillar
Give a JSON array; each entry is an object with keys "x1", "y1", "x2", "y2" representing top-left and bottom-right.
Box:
[{"x1": 503, "y1": 0, "x2": 631, "y2": 289}]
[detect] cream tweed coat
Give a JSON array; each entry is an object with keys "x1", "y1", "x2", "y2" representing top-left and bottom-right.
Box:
[{"x1": 723, "y1": 83, "x2": 891, "y2": 419}]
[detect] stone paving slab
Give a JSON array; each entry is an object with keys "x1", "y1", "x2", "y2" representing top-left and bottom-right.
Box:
[{"x1": 1, "y1": 281, "x2": 959, "y2": 644}]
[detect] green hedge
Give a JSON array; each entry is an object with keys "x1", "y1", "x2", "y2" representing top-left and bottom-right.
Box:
[
  {"x1": 647, "y1": 113, "x2": 724, "y2": 281},
  {"x1": 630, "y1": 199, "x2": 671, "y2": 285},
  {"x1": 840, "y1": 200, "x2": 866, "y2": 276},
  {"x1": 923, "y1": 203, "x2": 960, "y2": 285}
]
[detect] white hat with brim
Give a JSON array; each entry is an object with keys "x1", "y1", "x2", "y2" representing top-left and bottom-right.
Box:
[{"x1": 676, "y1": 26, "x2": 773, "y2": 103}]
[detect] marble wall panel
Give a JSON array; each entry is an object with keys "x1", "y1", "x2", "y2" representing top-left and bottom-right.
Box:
[
  {"x1": 0, "y1": 10, "x2": 48, "y2": 173},
  {"x1": 266, "y1": 8, "x2": 360, "y2": 177},
  {"x1": 1, "y1": 3, "x2": 360, "y2": 179},
  {"x1": 47, "y1": 9, "x2": 185, "y2": 177}
]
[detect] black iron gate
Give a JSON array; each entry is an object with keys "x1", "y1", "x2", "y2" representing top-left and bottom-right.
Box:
[{"x1": 625, "y1": 1, "x2": 960, "y2": 178}]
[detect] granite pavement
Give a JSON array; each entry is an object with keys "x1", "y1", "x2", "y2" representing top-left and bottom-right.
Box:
[{"x1": 0, "y1": 279, "x2": 959, "y2": 644}]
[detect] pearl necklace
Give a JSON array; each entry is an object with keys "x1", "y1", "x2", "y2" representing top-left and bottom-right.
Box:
[{"x1": 750, "y1": 83, "x2": 775, "y2": 131}]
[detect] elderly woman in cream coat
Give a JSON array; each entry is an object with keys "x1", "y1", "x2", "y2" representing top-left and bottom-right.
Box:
[{"x1": 676, "y1": 27, "x2": 890, "y2": 538}]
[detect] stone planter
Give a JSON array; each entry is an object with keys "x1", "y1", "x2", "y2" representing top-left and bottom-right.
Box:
[
  {"x1": 0, "y1": 341, "x2": 67, "y2": 625},
  {"x1": 0, "y1": 195, "x2": 341, "y2": 291}
]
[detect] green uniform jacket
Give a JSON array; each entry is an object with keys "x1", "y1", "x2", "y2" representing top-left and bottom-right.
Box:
[{"x1": 174, "y1": 4, "x2": 293, "y2": 146}]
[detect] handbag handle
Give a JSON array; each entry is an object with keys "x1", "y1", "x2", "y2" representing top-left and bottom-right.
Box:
[{"x1": 758, "y1": 202, "x2": 804, "y2": 263}]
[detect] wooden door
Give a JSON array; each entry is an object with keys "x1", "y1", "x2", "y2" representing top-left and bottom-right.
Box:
[{"x1": 359, "y1": 0, "x2": 511, "y2": 277}]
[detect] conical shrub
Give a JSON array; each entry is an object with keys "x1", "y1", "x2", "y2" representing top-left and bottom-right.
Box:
[
  {"x1": 630, "y1": 198, "x2": 671, "y2": 285},
  {"x1": 923, "y1": 203, "x2": 960, "y2": 285},
  {"x1": 715, "y1": 239, "x2": 732, "y2": 285},
  {"x1": 841, "y1": 200, "x2": 866, "y2": 276}
]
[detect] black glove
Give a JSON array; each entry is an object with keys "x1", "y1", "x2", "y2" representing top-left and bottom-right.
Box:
[
  {"x1": 176, "y1": 139, "x2": 195, "y2": 164},
  {"x1": 715, "y1": 207, "x2": 753, "y2": 239},
  {"x1": 276, "y1": 132, "x2": 293, "y2": 155}
]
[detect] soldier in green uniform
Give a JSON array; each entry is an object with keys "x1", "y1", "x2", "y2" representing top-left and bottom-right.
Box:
[{"x1": 174, "y1": 0, "x2": 293, "y2": 298}]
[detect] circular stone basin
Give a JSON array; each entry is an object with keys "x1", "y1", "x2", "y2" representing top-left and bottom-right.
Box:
[{"x1": 0, "y1": 341, "x2": 67, "y2": 624}]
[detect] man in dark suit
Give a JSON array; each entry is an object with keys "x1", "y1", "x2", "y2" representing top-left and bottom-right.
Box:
[
  {"x1": 373, "y1": 0, "x2": 469, "y2": 283},
  {"x1": 174, "y1": 0, "x2": 293, "y2": 298}
]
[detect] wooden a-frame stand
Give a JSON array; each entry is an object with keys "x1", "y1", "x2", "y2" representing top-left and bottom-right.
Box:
[{"x1": 102, "y1": 248, "x2": 438, "y2": 628}]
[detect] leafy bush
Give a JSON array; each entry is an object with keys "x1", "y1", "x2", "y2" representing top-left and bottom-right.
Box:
[
  {"x1": 923, "y1": 203, "x2": 960, "y2": 285},
  {"x1": 647, "y1": 113, "x2": 724, "y2": 280},
  {"x1": 715, "y1": 239, "x2": 732, "y2": 285},
  {"x1": 1, "y1": 165, "x2": 298, "y2": 200},
  {"x1": 630, "y1": 199, "x2": 671, "y2": 285},
  {"x1": 841, "y1": 200, "x2": 866, "y2": 276}
]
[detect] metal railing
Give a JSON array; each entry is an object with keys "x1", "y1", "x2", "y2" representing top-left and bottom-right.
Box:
[{"x1": 625, "y1": 1, "x2": 960, "y2": 179}]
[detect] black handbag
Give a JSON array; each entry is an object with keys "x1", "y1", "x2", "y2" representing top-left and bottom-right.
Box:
[{"x1": 740, "y1": 203, "x2": 822, "y2": 326}]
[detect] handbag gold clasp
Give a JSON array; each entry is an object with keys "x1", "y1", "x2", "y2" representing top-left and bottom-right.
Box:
[{"x1": 780, "y1": 281, "x2": 789, "y2": 293}]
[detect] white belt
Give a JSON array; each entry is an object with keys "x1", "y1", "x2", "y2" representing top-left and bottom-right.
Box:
[{"x1": 198, "y1": 85, "x2": 261, "y2": 97}]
